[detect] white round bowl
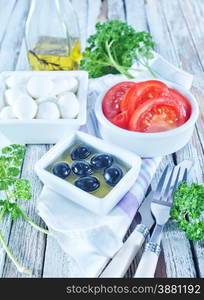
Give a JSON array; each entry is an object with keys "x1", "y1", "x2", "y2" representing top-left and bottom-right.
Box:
[{"x1": 95, "y1": 80, "x2": 199, "y2": 158}]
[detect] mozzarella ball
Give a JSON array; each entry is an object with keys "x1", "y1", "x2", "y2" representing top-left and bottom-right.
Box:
[
  {"x1": 12, "y1": 95, "x2": 37, "y2": 119},
  {"x1": 4, "y1": 86, "x2": 27, "y2": 106},
  {"x1": 36, "y1": 102, "x2": 60, "y2": 120},
  {"x1": 53, "y1": 78, "x2": 70, "y2": 95},
  {"x1": 0, "y1": 106, "x2": 16, "y2": 120},
  {"x1": 5, "y1": 75, "x2": 28, "y2": 88},
  {"x1": 27, "y1": 76, "x2": 54, "y2": 98},
  {"x1": 36, "y1": 96, "x2": 58, "y2": 105},
  {"x1": 58, "y1": 92, "x2": 79, "y2": 119},
  {"x1": 56, "y1": 76, "x2": 78, "y2": 96}
]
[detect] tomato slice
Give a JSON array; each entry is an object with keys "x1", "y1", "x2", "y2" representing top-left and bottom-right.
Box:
[
  {"x1": 120, "y1": 80, "x2": 169, "y2": 117},
  {"x1": 128, "y1": 97, "x2": 187, "y2": 133},
  {"x1": 102, "y1": 81, "x2": 135, "y2": 120},
  {"x1": 168, "y1": 88, "x2": 191, "y2": 121},
  {"x1": 110, "y1": 111, "x2": 128, "y2": 129}
]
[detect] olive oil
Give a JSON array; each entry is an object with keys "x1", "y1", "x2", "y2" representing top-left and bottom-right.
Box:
[
  {"x1": 28, "y1": 36, "x2": 81, "y2": 71},
  {"x1": 48, "y1": 142, "x2": 129, "y2": 198}
]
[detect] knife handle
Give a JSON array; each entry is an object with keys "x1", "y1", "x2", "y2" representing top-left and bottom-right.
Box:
[
  {"x1": 100, "y1": 224, "x2": 149, "y2": 278},
  {"x1": 134, "y1": 242, "x2": 161, "y2": 278}
]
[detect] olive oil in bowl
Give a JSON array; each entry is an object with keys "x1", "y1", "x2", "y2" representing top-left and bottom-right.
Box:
[{"x1": 48, "y1": 142, "x2": 130, "y2": 198}]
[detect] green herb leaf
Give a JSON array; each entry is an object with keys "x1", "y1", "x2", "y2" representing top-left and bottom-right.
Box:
[
  {"x1": 8, "y1": 167, "x2": 20, "y2": 177},
  {"x1": 13, "y1": 179, "x2": 32, "y2": 200},
  {"x1": 171, "y1": 182, "x2": 204, "y2": 241},
  {"x1": 2, "y1": 146, "x2": 13, "y2": 154},
  {"x1": 0, "y1": 144, "x2": 48, "y2": 274},
  {"x1": 0, "y1": 181, "x2": 8, "y2": 190},
  {"x1": 80, "y1": 20, "x2": 156, "y2": 78}
]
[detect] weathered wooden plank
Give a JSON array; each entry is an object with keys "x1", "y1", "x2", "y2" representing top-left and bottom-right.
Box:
[
  {"x1": 179, "y1": 0, "x2": 204, "y2": 70},
  {"x1": 0, "y1": 0, "x2": 30, "y2": 71},
  {"x1": 159, "y1": 0, "x2": 203, "y2": 73},
  {"x1": 72, "y1": 0, "x2": 88, "y2": 50},
  {"x1": 96, "y1": 0, "x2": 108, "y2": 23},
  {"x1": 162, "y1": 222, "x2": 196, "y2": 277},
  {"x1": 0, "y1": 0, "x2": 16, "y2": 43},
  {"x1": 178, "y1": 0, "x2": 204, "y2": 149},
  {"x1": 0, "y1": 0, "x2": 31, "y2": 277},
  {"x1": 145, "y1": 0, "x2": 197, "y2": 278},
  {"x1": 160, "y1": 0, "x2": 204, "y2": 277},
  {"x1": 175, "y1": 136, "x2": 204, "y2": 278},
  {"x1": 2, "y1": 145, "x2": 48, "y2": 278},
  {"x1": 87, "y1": 0, "x2": 102, "y2": 36},
  {"x1": 125, "y1": 0, "x2": 148, "y2": 31},
  {"x1": 145, "y1": 0, "x2": 179, "y2": 65},
  {"x1": 107, "y1": 0, "x2": 125, "y2": 21},
  {"x1": 0, "y1": 216, "x2": 12, "y2": 277},
  {"x1": 172, "y1": 96, "x2": 204, "y2": 279}
]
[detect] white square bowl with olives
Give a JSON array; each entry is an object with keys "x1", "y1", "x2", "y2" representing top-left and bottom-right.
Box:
[
  {"x1": 0, "y1": 70, "x2": 88, "y2": 144},
  {"x1": 35, "y1": 131, "x2": 141, "y2": 215}
]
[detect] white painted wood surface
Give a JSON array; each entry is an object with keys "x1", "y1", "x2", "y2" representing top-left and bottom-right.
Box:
[{"x1": 0, "y1": 0, "x2": 203, "y2": 278}]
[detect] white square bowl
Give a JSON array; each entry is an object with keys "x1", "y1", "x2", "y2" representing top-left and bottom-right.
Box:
[
  {"x1": 0, "y1": 71, "x2": 88, "y2": 144},
  {"x1": 35, "y1": 131, "x2": 141, "y2": 215}
]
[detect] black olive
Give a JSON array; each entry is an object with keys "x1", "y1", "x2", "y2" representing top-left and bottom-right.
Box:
[
  {"x1": 72, "y1": 161, "x2": 93, "y2": 177},
  {"x1": 104, "y1": 166, "x2": 123, "y2": 186},
  {"x1": 90, "y1": 154, "x2": 113, "y2": 170},
  {"x1": 74, "y1": 176, "x2": 100, "y2": 192},
  {"x1": 71, "y1": 145, "x2": 91, "y2": 160},
  {"x1": 52, "y1": 162, "x2": 71, "y2": 179}
]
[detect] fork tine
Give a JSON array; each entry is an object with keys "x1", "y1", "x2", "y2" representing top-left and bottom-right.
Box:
[
  {"x1": 162, "y1": 167, "x2": 175, "y2": 199},
  {"x1": 172, "y1": 167, "x2": 181, "y2": 190},
  {"x1": 175, "y1": 167, "x2": 187, "y2": 189},
  {"x1": 167, "y1": 167, "x2": 181, "y2": 202},
  {"x1": 154, "y1": 165, "x2": 169, "y2": 198}
]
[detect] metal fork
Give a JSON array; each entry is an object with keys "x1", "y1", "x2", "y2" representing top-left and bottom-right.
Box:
[{"x1": 134, "y1": 165, "x2": 187, "y2": 278}]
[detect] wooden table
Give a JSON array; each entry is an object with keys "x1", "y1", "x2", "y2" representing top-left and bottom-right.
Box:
[{"x1": 0, "y1": 0, "x2": 203, "y2": 278}]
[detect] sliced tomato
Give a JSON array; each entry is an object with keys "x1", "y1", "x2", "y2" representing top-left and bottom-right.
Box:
[
  {"x1": 102, "y1": 81, "x2": 135, "y2": 120},
  {"x1": 128, "y1": 97, "x2": 187, "y2": 133},
  {"x1": 168, "y1": 88, "x2": 191, "y2": 121},
  {"x1": 120, "y1": 80, "x2": 169, "y2": 117},
  {"x1": 110, "y1": 111, "x2": 128, "y2": 129}
]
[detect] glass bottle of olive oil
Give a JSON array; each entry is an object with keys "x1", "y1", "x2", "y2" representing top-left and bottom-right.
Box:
[{"x1": 25, "y1": 0, "x2": 81, "y2": 71}]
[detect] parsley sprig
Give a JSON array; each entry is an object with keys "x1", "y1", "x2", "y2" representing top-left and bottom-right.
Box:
[
  {"x1": 0, "y1": 144, "x2": 48, "y2": 274},
  {"x1": 80, "y1": 20, "x2": 156, "y2": 78},
  {"x1": 171, "y1": 182, "x2": 204, "y2": 242}
]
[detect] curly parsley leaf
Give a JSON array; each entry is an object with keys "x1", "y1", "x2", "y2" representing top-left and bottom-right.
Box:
[
  {"x1": 80, "y1": 20, "x2": 156, "y2": 78},
  {"x1": 171, "y1": 182, "x2": 204, "y2": 241},
  {"x1": 0, "y1": 144, "x2": 48, "y2": 274}
]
